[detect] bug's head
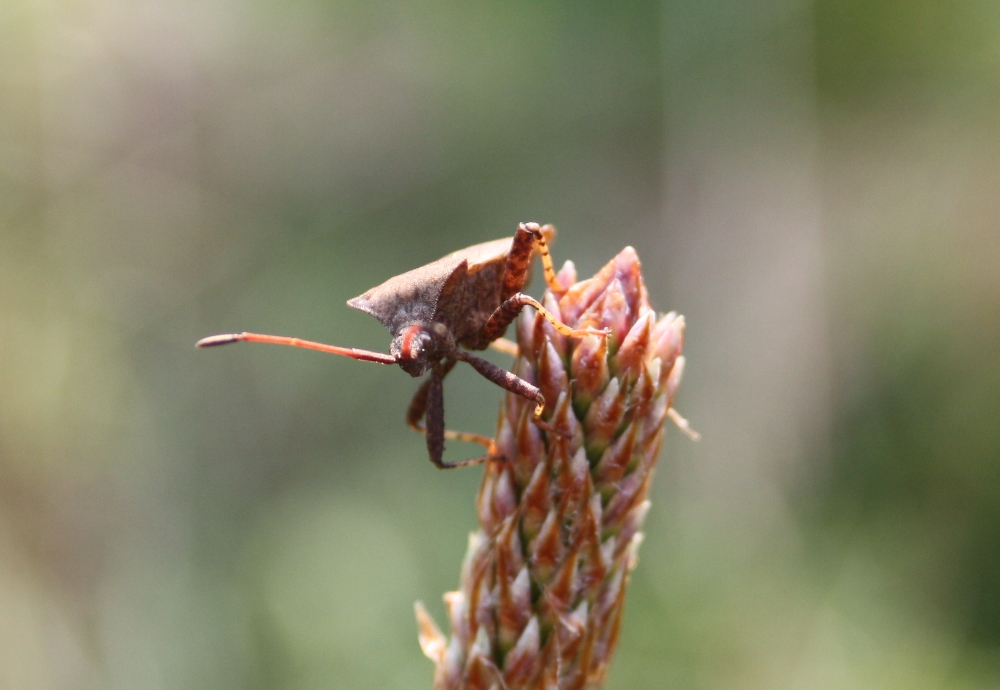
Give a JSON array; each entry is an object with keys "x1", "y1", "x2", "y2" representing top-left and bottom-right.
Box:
[{"x1": 391, "y1": 324, "x2": 438, "y2": 376}]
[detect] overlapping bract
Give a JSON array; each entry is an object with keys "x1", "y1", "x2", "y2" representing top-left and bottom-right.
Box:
[{"x1": 417, "y1": 247, "x2": 687, "y2": 690}]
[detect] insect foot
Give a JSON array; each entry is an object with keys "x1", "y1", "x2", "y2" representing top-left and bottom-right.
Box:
[{"x1": 415, "y1": 244, "x2": 695, "y2": 690}]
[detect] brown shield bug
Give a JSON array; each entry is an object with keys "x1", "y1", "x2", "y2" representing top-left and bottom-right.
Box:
[{"x1": 197, "y1": 222, "x2": 609, "y2": 468}]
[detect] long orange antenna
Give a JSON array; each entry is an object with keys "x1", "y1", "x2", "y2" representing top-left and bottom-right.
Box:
[{"x1": 196, "y1": 332, "x2": 397, "y2": 365}]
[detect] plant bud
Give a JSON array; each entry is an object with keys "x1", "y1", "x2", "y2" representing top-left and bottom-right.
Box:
[{"x1": 418, "y1": 245, "x2": 689, "y2": 689}]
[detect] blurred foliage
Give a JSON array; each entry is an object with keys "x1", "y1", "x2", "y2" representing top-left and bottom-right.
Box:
[
  {"x1": 816, "y1": 0, "x2": 1000, "y2": 103},
  {"x1": 800, "y1": 296, "x2": 1000, "y2": 674},
  {"x1": 1, "y1": 0, "x2": 999, "y2": 688}
]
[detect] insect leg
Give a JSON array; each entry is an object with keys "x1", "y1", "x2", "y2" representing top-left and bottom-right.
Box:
[
  {"x1": 407, "y1": 374, "x2": 498, "y2": 447},
  {"x1": 531, "y1": 223, "x2": 564, "y2": 293},
  {"x1": 500, "y1": 222, "x2": 564, "y2": 302},
  {"x1": 454, "y1": 350, "x2": 569, "y2": 437},
  {"x1": 481, "y1": 293, "x2": 610, "y2": 343},
  {"x1": 421, "y1": 368, "x2": 451, "y2": 467},
  {"x1": 488, "y1": 337, "x2": 520, "y2": 357},
  {"x1": 406, "y1": 360, "x2": 503, "y2": 467},
  {"x1": 499, "y1": 223, "x2": 536, "y2": 302}
]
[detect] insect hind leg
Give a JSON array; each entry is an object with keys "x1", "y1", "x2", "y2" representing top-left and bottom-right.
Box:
[
  {"x1": 501, "y1": 222, "x2": 563, "y2": 303},
  {"x1": 531, "y1": 223, "x2": 564, "y2": 293}
]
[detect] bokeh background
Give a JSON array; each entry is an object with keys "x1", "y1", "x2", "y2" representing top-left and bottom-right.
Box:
[{"x1": 2, "y1": 0, "x2": 999, "y2": 688}]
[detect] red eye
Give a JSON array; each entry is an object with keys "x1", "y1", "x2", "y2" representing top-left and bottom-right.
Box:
[{"x1": 400, "y1": 325, "x2": 424, "y2": 360}]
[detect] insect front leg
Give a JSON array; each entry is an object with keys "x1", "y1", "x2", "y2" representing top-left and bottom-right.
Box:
[
  {"x1": 454, "y1": 350, "x2": 569, "y2": 437},
  {"x1": 406, "y1": 360, "x2": 503, "y2": 468},
  {"x1": 480, "y1": 293, "x2": 610, "y2": 344},
  {"x1": 406, "y1": 376, "x2": 499, "y2": 449}
]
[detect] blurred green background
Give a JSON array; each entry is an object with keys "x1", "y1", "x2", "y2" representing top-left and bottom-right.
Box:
[{"x1": 2, "y1": 0, "x2": 999, "y2": 688}]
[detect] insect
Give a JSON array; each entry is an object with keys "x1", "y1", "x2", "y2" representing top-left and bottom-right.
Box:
[{"x1": 197, "y1": 222, "x2": 609, "y2": 468}]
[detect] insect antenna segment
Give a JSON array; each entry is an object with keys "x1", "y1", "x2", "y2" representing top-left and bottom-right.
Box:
[{"x1": 195, "y1": 332, "x2": 397, "y2": 365}]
